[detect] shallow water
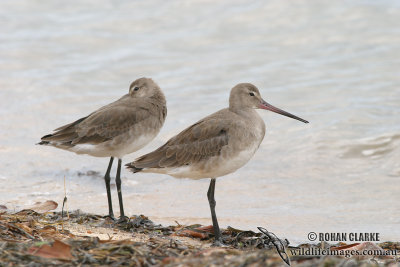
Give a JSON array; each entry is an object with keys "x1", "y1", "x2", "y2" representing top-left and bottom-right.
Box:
[{"x1": 1, "y1": 0, "x2": 399, "y2": 244}]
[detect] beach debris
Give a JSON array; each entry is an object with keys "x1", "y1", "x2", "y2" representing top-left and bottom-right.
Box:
[
  {"x1": 258, "y1": 227, "x2": 291, "y2": 266},
  {"x1": 29, "y1": 200, "x2": 58, "y2": 214},
  {"x1": 174, "y1": 229, "x2": 208, "y2": 239},
  {"x1": 27, "y1": 239, "x2": 74, "y2": 260},
  {"x1": 0, "y1": 209, "x2": 398, "y2": 266}
]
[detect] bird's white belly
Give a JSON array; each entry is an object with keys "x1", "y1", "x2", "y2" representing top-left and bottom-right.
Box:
[
  {"x1": 157, "y1": 141, "x2": 260, "y2": 180},
  {"x1": 70, "y1": 132, "x2": 157, "y2": 158}
]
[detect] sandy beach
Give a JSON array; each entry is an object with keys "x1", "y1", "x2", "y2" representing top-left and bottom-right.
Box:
[{"x1": 0, "y1": 202, "x2": 398, "y2": 266}]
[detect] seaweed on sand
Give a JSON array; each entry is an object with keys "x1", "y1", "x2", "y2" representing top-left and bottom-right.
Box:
[{"x1": 0, "y1": 209, "x2": 398, "y2": 266}]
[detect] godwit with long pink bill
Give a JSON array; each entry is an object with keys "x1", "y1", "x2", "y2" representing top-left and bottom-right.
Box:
[{"x1": 126, "y1": 83, "x2": 308, "y2": 244}]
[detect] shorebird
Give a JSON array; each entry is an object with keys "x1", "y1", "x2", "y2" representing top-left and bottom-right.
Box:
[
  {"x1": 126, "y1": 83, "x2": 308, "y2": 244},
  {"x1": 38, "y1": 77, "x2": 167, "y2": 222}
]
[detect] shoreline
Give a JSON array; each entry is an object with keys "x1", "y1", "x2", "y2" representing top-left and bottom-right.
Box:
[{"x1": 0, "y1": 208, "x2": 399, "y2": 266}]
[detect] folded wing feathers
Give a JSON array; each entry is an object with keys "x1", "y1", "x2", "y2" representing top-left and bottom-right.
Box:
[
  {"x1": 40, "y1": 103, "x2": 151, "y2": 146},
  {"x1": 129, "y1": 119, "x2": 229, "y2": 171}
]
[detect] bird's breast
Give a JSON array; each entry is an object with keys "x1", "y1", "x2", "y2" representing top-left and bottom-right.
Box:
[{"x1": 206, "y1": 115, "x2": 265, "y2": 177}]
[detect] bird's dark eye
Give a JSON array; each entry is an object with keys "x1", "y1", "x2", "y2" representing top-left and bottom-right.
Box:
[
  {"x1": 133, "y1": 86, "x2": 140, "y2": 91},
  {"x1": 249, "y1": 92, "x2": 255, "y2": 96}
]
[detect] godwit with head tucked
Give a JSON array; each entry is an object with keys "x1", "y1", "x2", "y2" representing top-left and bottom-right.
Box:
[{"x1": 39, "y1": 77, "x2": 167, "y2": 222}]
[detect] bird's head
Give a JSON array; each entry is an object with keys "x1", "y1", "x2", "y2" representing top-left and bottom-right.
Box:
[
  {"x1": 229, "y1": 83, "x2": 309, "y2": 123},
  {"x1": 129, "y1": 77, "x2": 162, "y2": 98}
]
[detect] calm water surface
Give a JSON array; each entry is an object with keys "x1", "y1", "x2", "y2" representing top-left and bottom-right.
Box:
[{"x1": 0, "y1": 0, "x2": 399, "y2": 244}]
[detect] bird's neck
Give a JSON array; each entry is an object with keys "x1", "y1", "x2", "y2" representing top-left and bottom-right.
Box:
[
  {"x1": 230, "y1": 107, "x2": 266, "y2": 142},
  {"x1": 149, "y1": 91, "x2": 167, "y2": 106},
  {"x1": 230, "y1": 106, "x2": 259, "y2": 119}
]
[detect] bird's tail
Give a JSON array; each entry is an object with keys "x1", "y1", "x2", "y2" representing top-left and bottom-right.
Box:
[
  {"x1": 125, "y1": 162, "x2": 143, "y2": 173},
  {"x1": 37, "y1": 140, "x2": 50, "y2": 145},
  {"x1": 37, "y1": 116, "x2": 88, "y2": 146},
  {"x1": 37, "y1": 134, "x2": 53, "y2": 145}
]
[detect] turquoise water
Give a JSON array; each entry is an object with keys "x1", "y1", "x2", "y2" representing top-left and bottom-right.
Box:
[{"x1": 0, "y1": 0, "x2": 399, "y2": 244}]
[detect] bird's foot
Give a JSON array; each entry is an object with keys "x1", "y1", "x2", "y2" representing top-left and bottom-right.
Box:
[
  {"x1": 103, "y1": 214, "x2": 116, "y2": 221},
  {"x1": 211, "y1": 238, "x2": 229, "y2": 247},
  {"x1": 116, "y1": 215, "x2": 130, "y2": 224}
]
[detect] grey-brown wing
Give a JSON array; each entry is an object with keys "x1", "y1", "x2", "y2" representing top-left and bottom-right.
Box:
[
  {"x1": 132, "y1": 118, "x2": 229, "y2": 169},
  {"x1": 41, "y1": 106, "x2": 151, "y2": 145}
]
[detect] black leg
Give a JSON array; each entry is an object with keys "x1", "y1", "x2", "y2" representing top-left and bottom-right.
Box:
[
  {"x1": 104, "y1": 157, "x2": 115, "y2": 219},
  {"x1": 207, "y1": 178, "x2": 223, "y2": 245},
  {"x1": 115, "y1": 159, "x2": 128, "y2": 222}
]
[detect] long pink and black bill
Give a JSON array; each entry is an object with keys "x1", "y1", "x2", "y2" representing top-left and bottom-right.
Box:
[{"x1": 260, "y1": 100, "x2": 309, "y2": 124}]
